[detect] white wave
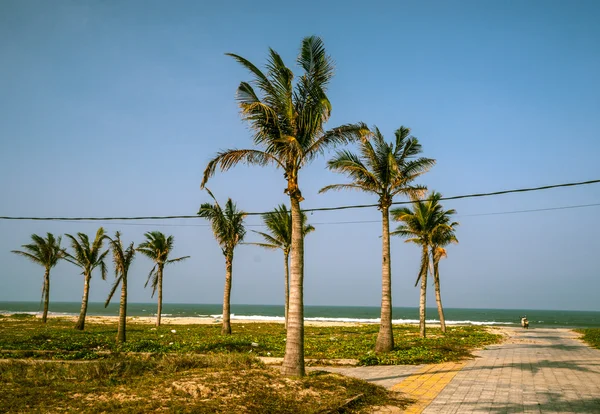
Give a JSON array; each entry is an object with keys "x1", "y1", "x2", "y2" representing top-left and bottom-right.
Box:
[
  {"x1": 0, "y1": 311, "x2": 40, "y2": 315},
  {"x1": 202, "y1": 314, "x2": 514, "y2": 325},
  {"x1": 308, "y1": 316, "x2": 380, "y2": 323},
  {"x1": 0, "y1": 311, "x2": 80, "y2": 317},
  {"x1": 232, "y1": 315, "x2": 285, "y2": 321},
  {"x1": 444, "y1": 320, "x2": 513, "y2": 326},
  {"x1": 205, "y1": 314, "x2": 516, "y2": 325}
]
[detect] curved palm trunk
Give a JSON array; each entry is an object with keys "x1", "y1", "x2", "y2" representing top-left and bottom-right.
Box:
[
  {"x1": 156, "y1": 265, "x2": 164, "y2": 327},
  {"x1": 281, "y1": 195, "x2": 305, "y2": 377},
  {"x1": 375, "y1": 206, "x2": 394, "y2": 352},
  {"x1": 419, "y1": 246, "x2": 428, "y2": 338},
  {"x1": 75, "y1": 272, "x2": 91, "y2": 330},
  {"x1": 284, "y1": 250, "x2": 290, "y2": 330},
  {"x1": 432, "y1": 254, "x2": 446, "y2": 333},
  {"x1": 222, "y1": 252, "x2": 233, "y2": 335},
  {"x1": 118, "y1": 274, "x2": 127, "y2": 342},
  {"x1": 42, "y1": 268, "x2": 50, "y2": 323}
]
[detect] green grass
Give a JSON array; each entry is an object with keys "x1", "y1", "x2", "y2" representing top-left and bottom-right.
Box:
[
  {"x1": 576, "y1": 328, "x2": 600, "y2": 349},
  {"x1": 0, "y1": 318, "x2": 501, "y2": 365},
  {"x1": 0, "y1": 353, "x2": 411, "y2": 413},
  {"x1": 0, "y1": 318, "x2": 502, "y2": 413}
]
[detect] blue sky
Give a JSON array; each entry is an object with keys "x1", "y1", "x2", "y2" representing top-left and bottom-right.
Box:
[{"x1": 1, "y1": 0, "x2": 599, "y2": 311}]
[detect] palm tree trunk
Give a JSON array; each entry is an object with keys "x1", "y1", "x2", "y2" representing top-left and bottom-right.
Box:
[
  {"x1": 156, "y1": 265, "x2": 163, "y2": 327},
  {"x1": 42, "y1": 268, "x2": 50, "y2": 323},
  {"x1": 75, "y1": 272, "x2": 91, "y2": 330},
  {"x1": 222, "y1": 251, "x2": 233, "y2": 335},
  {"x1": 419, "y1": 246, "x2": 428, "y2": 338},
  {"x1": 432, "y1": 254, "x2": 446, "y2": 333},
  {"x1": 118, "y1": 274, "x2": 127, "y2": 342},
  {"x1": 284, "y1": 251, "x2": 289, "y2": 330},
  {"x1": 375, "y1": 205, "x2": 394, "y2": 352},
  {"x1": 281, "y1": 194, "x2": 305, "y2": 377}
]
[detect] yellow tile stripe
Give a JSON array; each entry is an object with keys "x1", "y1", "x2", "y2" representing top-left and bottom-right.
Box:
[{"x1": 391, "y1": 361, "x2": 466, "y2": 413}]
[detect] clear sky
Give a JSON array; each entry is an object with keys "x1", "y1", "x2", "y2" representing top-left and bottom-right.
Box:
[{"x1": 1, "y1": 0, "x2": 599, "y2": 311}]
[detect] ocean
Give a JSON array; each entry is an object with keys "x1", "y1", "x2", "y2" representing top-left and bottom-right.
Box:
[{"x1": 1, "y1": 301, "x2": 599, "y2": 328}]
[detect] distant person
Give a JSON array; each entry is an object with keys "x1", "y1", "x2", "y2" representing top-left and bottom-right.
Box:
[{"x1": 521, "y1": 316, "x2": 529, "y2": 329}]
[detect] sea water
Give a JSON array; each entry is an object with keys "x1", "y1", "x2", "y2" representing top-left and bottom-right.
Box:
[{"x1": 1, "y1": 301, "x2": 599, "y2": 328}]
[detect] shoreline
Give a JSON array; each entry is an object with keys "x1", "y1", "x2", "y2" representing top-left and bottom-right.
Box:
[
  {"x1": 2, "y1": 313, "x2": 577, "y2": 330},
  {"x1": 2, "y1": 303, "x2": 598, "y2": 328},
  {"x1": 1, "y1": 313, "x2": 380, "y2": 327}
]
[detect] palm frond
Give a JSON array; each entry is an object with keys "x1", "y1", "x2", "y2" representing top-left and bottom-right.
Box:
[
  {"x1": 198, "y1": 190, "x2": 247, "y2": 252},
  {"x1": 325, "y1": 149, "x2": 379, "y2": 190},
  {"x1": 319, "y1": 183, "x2": 372, "y2": 194},
  {"x1": 243, "y1": 241, "x2": 280, "y2": 250},
  {"x1": 166, "y1": 256, "x2": 190, "y2": 265},
  {"x1": 104, "y1": 275, "x2": 123, "y2": 308},
  {"x1": 97, "y1": 250, "x2": 110, "y2": 280},
  {"x1": 304, "y1": 123, "x2": 370, "y2": 162},
  {"x1": 297, "y1": 36, "x2": 335, "y2": 88},
  {"x1": 201, "y1": 149, "x2": 283, "y2": 188},
  {"x1": 415, "y1": 248, "x2": 429, "y2": 287},
  {"x1": 145, "y1": 264, "x2": 158, "y2": 296},
  {"x1": 303, "y1": 224, "x2": 315, "y2": 236},
  {"x1": 248, "y1": 227, "x2": 284, "y2": 248},
  {"x1": 226, "y1": 52, "x2": 274, "y2": 96},
  {"x1": 11, "y1": 250, "x2": 44, "y2": 266}
]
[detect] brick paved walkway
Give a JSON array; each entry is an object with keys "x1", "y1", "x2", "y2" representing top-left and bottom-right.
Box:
[
  {"x1": 422, "y1": 328, "x2": 600, "y2": 413},
  {"x1": 310, "y1": 364, "x2": 423, "y2": 389},
  {"x1": 315, "y1": 327, "x2": 600, "y2": 413}
]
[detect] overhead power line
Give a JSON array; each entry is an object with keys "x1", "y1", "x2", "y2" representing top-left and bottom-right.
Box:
[
  {"x1": 0, "y1": 178, "x2": 599, "y2": 221},
  {"x1": 37, "y1": 202, "x2": 600, "y2": 227},
  {"x1": 459, "y1": 202, "x2": 600, "y2": 217}
]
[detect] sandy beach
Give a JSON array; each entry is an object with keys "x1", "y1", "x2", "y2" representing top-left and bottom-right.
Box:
[{"x1": 3, "y1": 313, "x2": 371, "y2": 327}]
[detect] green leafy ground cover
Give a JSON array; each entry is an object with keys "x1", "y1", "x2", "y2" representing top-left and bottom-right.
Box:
[
  {"x1": 0, "y1": 317, "x2": 501, "y2": 364},
  {"x1": 577, "y1": 328, "x2": 600, "y2": 349},
  {"x1": 0, "y1": 317, "x2": 503, "y2": 413},
  {"x1": 1, "y1": 354, "x2": 411, "y2": 413}
]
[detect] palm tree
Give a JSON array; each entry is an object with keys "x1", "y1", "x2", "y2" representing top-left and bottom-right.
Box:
[
  {"x1": 198, "y1": 189, "x2": 247, "y2": 335},
  {"x1": 245, "y1": 204, "x2": 315, "y2": 329},
  {"x1": 201, "y1": 36, "x2": 369, "y2": 376},
  {"x1": 104, "y1": 231, "x2": 136, "y2": 343},
  {"x1": 430, "y1": 217, "x2": 458, "y2": 333},
  {"x1": 320, "y1": 127, "x2": 434, "y2": 352},
  {"x1": 64, "y1": 227, "x2": 109, "y2": 330},
  {"x1": 11, "y1": 233, "x2": 66, "y2": 323},
  {"x1": 391, "y1": 192, "x2": 455, "y2": 338},
  {"x1": 137, "y1": 231, "x2": 189, "y2": 327}
]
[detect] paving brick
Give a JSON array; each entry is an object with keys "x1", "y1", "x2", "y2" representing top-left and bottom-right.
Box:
[{"x1": 313, "y1": 328, "x2": 600, "y2": 413}]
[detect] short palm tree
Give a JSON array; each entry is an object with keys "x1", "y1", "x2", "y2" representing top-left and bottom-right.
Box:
[
  {"x1": 104, "y1": 231, "x2": 136, "y2": 343},
  {"x1": 430, "y1": 218, "x2": 458, "y2": 333},
  {"x1": 321, "y1": 127, "x2": 434, "y2": 352},
  {"x1": 391, "y1": 192, "x2": 455, "y2": 338},
  {"x1": 137, "y1": 231, "x2": 189, "y2": 327},
  {"x1": 11, "y1": 233, "x2": 66, "y2": 323},
  {"x1": 198, "y1": 189, "x2": 247, "y2": 335},
  {"x1": 246, "y1": 204, "x2": 315, "y2": 329},
  {"x1": 201, "y1": 36, "x2": 369, "y2": 376},
  {"x1": 64, "y1": 227, "x2": 109, "y2": 330}
]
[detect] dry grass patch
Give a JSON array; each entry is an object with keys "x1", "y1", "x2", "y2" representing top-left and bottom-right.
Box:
[{"x1": 0, "y1": 354, "x2": 411, "y2": 413}]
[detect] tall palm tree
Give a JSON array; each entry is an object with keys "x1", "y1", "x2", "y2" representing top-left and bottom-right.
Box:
[
  {"x1": 64, "y1": 227, "x2": 108, "y2": 330},
  {"x1": 391, "y1": 192, "x2": 455, "y2": 338},
  {"x1": 104, "y1": 231, "x2": 136, "y2": 343},
  {"x1": 320, "y1": 127, "x2": 434, "y2": 352},
  {"x1": 201, "y1": 36, "x2": 369, "y2": 376},
  {"x1": 430, "y1": 218, "x2": 458, "y2": 333},
  {"x1": 137, "y1": 231, "x2": 189, "y2": 327},
  {"x1": 198, "y1": 189, "x2": 247, "y2": 335},
  {"x1": 11, "y1": 233, "x2": 66, "y2": 323},
  {"x1": 245, "y1": 204, "x2": 315, "y2": 329}
]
